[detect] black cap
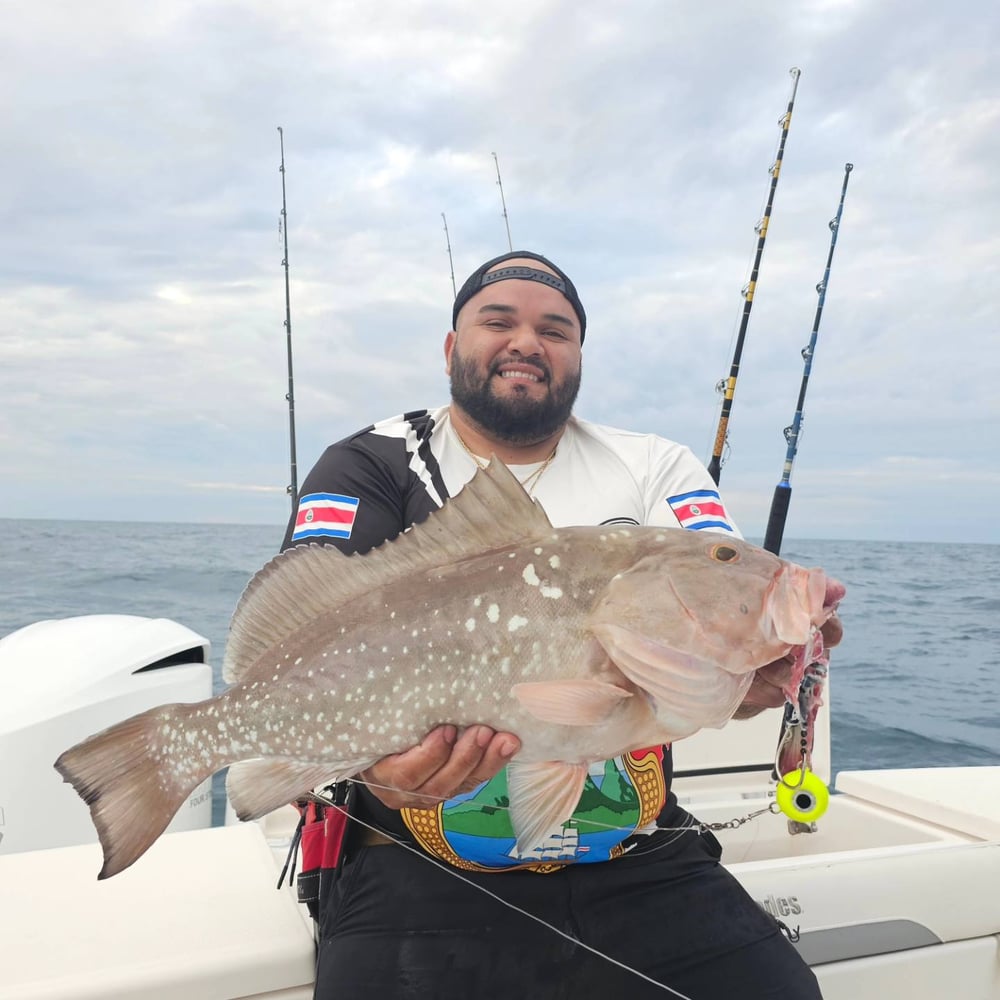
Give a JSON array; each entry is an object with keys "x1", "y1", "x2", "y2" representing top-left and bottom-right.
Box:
[{"x1": 451, "y1": 250, "x2": 587, "y2": 343}]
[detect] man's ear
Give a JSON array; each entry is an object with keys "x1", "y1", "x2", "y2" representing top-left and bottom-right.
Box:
[{"x1": 444, "y1": 330, "x2": 456, "y2": 375}]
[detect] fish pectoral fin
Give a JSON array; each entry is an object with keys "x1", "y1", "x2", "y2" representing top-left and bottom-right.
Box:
[
  {"x1": 507, "y1": 760, "x2": 590, "y2": 853},
  {"x1": 510, "y1": 679, "x2": 632, "y2": 725},
  {"x1": 226, "y1": 758, "x2": 376, "y2": 821}
]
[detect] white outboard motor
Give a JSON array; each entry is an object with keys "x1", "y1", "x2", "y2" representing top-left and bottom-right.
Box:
[{"x1": 0, "y1": 615, "x2": 214, "y2": 856}]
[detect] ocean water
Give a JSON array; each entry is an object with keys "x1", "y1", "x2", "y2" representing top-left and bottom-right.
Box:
[{"x1": 2, "y1": 520, "x2": 998, "y2": 821}]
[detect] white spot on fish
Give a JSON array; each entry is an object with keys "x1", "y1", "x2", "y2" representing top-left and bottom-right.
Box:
[
  {"x1": 540, "y1": 585, "x2": 563, "y2": 599},
  {"x1": 549, "y1": 555, "x2": 560, "y2": 569},
  {"x1": 508, "y1": 616, "x2": 528, "y2": 632},
  {"x1": 465, "y1": 618, "x2": 476, "y2": 632},
  {"x1": 474, "y1": 596, "x2": 482, "y2": 607},
  {"x1": 522, "y1": 564, "x2": 540, "y2": 586},
  {"x1": 487, "y1": 604, "x2": 499, "y2": 623}
]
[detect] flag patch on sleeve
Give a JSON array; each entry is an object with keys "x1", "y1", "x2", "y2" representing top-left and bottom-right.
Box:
[
  {"x1": 666, "y1": 489, "x2": 734, "y2": 532},
  {"x1": 291, "y1": 492, "x2": 360, "y2": 541}
]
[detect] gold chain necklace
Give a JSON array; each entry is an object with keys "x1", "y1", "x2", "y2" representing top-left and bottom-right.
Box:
[{"x1": 454, "y1": 429, "x2": 558, "y2": 496}]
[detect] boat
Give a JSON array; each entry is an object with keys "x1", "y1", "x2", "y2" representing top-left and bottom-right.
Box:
[{"x1": 1, "y1": 611, "x2": 998, "y2": 999}]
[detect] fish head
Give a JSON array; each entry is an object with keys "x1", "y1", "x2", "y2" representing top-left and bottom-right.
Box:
[{"x1": 587, "y1": 534, "x2": 844, "y2": 735}]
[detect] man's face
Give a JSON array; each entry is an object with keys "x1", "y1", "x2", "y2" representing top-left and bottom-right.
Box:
[{"x1": 445, "y1": 266, "x2": 583, "y2": 446}]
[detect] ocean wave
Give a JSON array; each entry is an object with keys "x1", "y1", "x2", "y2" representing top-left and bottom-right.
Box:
[{"x1": 833, "y1": 713, "x2": 998, "y2": 772}]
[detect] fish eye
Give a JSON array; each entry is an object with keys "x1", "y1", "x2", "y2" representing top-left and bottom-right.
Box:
[{"x1": 710, "y1": 544, "x2": 740, "y2": 563}]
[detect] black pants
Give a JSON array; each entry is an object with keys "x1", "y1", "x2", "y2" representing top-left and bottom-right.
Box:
[{"x1": 313, "y1": 828, "x2": 821, "y2": 1000}]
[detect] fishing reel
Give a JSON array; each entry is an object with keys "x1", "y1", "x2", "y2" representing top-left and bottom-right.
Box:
[{"x1": 775, "y1": 768, "x2": 829, "y2": 824}]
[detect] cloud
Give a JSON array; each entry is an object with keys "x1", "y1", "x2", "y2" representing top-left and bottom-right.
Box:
[{"x1": 0, "y1": 0, "x2": 996, "y2": 541}]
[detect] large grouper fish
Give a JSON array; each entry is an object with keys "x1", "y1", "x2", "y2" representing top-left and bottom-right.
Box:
[{"x1": 56, "y1": 460, "x2": 844, "y2": 878}]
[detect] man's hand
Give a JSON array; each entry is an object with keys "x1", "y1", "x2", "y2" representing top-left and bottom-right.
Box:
[
  {"x1": 358, "y1": 725, "x2": 521, "y2": 810},
  {"x1": 733, "y1": 614, "x2": 844, "y2": 720}
]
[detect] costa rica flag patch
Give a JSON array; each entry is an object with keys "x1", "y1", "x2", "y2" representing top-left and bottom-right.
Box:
[
  {"x1": 666, "y1": 489, "x2": 734, "y2": 532},
  {"x1": 291, "y1": 492, "x2": 360, "y2": 541}
]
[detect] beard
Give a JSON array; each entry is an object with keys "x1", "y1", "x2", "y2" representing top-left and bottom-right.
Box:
[{"x1": 449, "y1": 346, "x2": 582, "y2": 447}]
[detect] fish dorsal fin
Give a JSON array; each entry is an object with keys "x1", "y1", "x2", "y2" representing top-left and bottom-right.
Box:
[{"x1": 222, "y1": 458, "x2": 554, "y2": 683}]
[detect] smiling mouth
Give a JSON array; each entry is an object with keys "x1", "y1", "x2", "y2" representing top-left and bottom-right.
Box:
[{"x1": 499, "y1": 371, "x2": 542, "y2": 383}]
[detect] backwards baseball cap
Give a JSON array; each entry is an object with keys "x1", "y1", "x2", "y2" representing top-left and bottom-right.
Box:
[{"x1": 451, "y1": 250, "x2": 587, "y2": 343}]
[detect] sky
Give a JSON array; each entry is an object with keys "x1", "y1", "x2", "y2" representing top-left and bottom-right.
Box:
[{"x1": 1, "y1": 0, "x2": 998, "y2": 543}]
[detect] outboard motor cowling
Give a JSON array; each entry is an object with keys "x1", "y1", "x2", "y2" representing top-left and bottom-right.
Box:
[{"x1": 0, "y1": 615, "x2": 213, "y2": 855}]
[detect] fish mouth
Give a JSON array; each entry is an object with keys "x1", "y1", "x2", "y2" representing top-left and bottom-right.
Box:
[
  {"x1": 822, "y1": 575, "x2": 846, "y2": 610},
  {"x1": 766, "y1": 565, "x2": 843, "y2": 646}
]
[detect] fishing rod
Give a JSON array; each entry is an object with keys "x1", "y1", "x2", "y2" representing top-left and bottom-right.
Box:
[
  {"x1": 762, "y1": 162, "x2": 853, "y2": 555},
  {"x1": 277, "y1": 126, "x2": 298, "y2": 512},
  {"x1": 763, "y1": 164, "x2": 853, "y2": 832},
  {"x1": 707, "y1": 67, "x2": 802, "y2": 486},
  {"x1": 492, "y1": 152, "x2": 514, "y2": 251},
  {"x1": 442, "y1": 212, "x2": 457, "y2": 297}
]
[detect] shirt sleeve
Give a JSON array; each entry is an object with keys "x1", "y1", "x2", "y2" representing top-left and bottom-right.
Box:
[
  {"x1": 280, "y1": 439, "x2": 409, "y2": 556},
  {"x1": 641, "y1": 438, "x2": 744, "y2": 538}
]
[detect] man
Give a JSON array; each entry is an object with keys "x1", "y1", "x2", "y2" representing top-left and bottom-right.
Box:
[{"x1": 282, "y1": 250, "x2": 838, "y2": 999}]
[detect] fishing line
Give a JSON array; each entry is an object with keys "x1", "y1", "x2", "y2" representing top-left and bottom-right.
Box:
[
  {"x1": 322, "y1": 803, "x2": 697, "y2": 999},
  {"x1": 347, "y1": 760, "x2": 790, "y2": 841},
  {"x1": 288, "y1": 758, "x2": 788, "y2": 994}
]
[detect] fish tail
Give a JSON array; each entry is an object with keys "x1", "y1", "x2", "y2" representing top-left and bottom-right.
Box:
[{"x1": 54, "y1": 703, "x2": 212, "y2": 879}]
